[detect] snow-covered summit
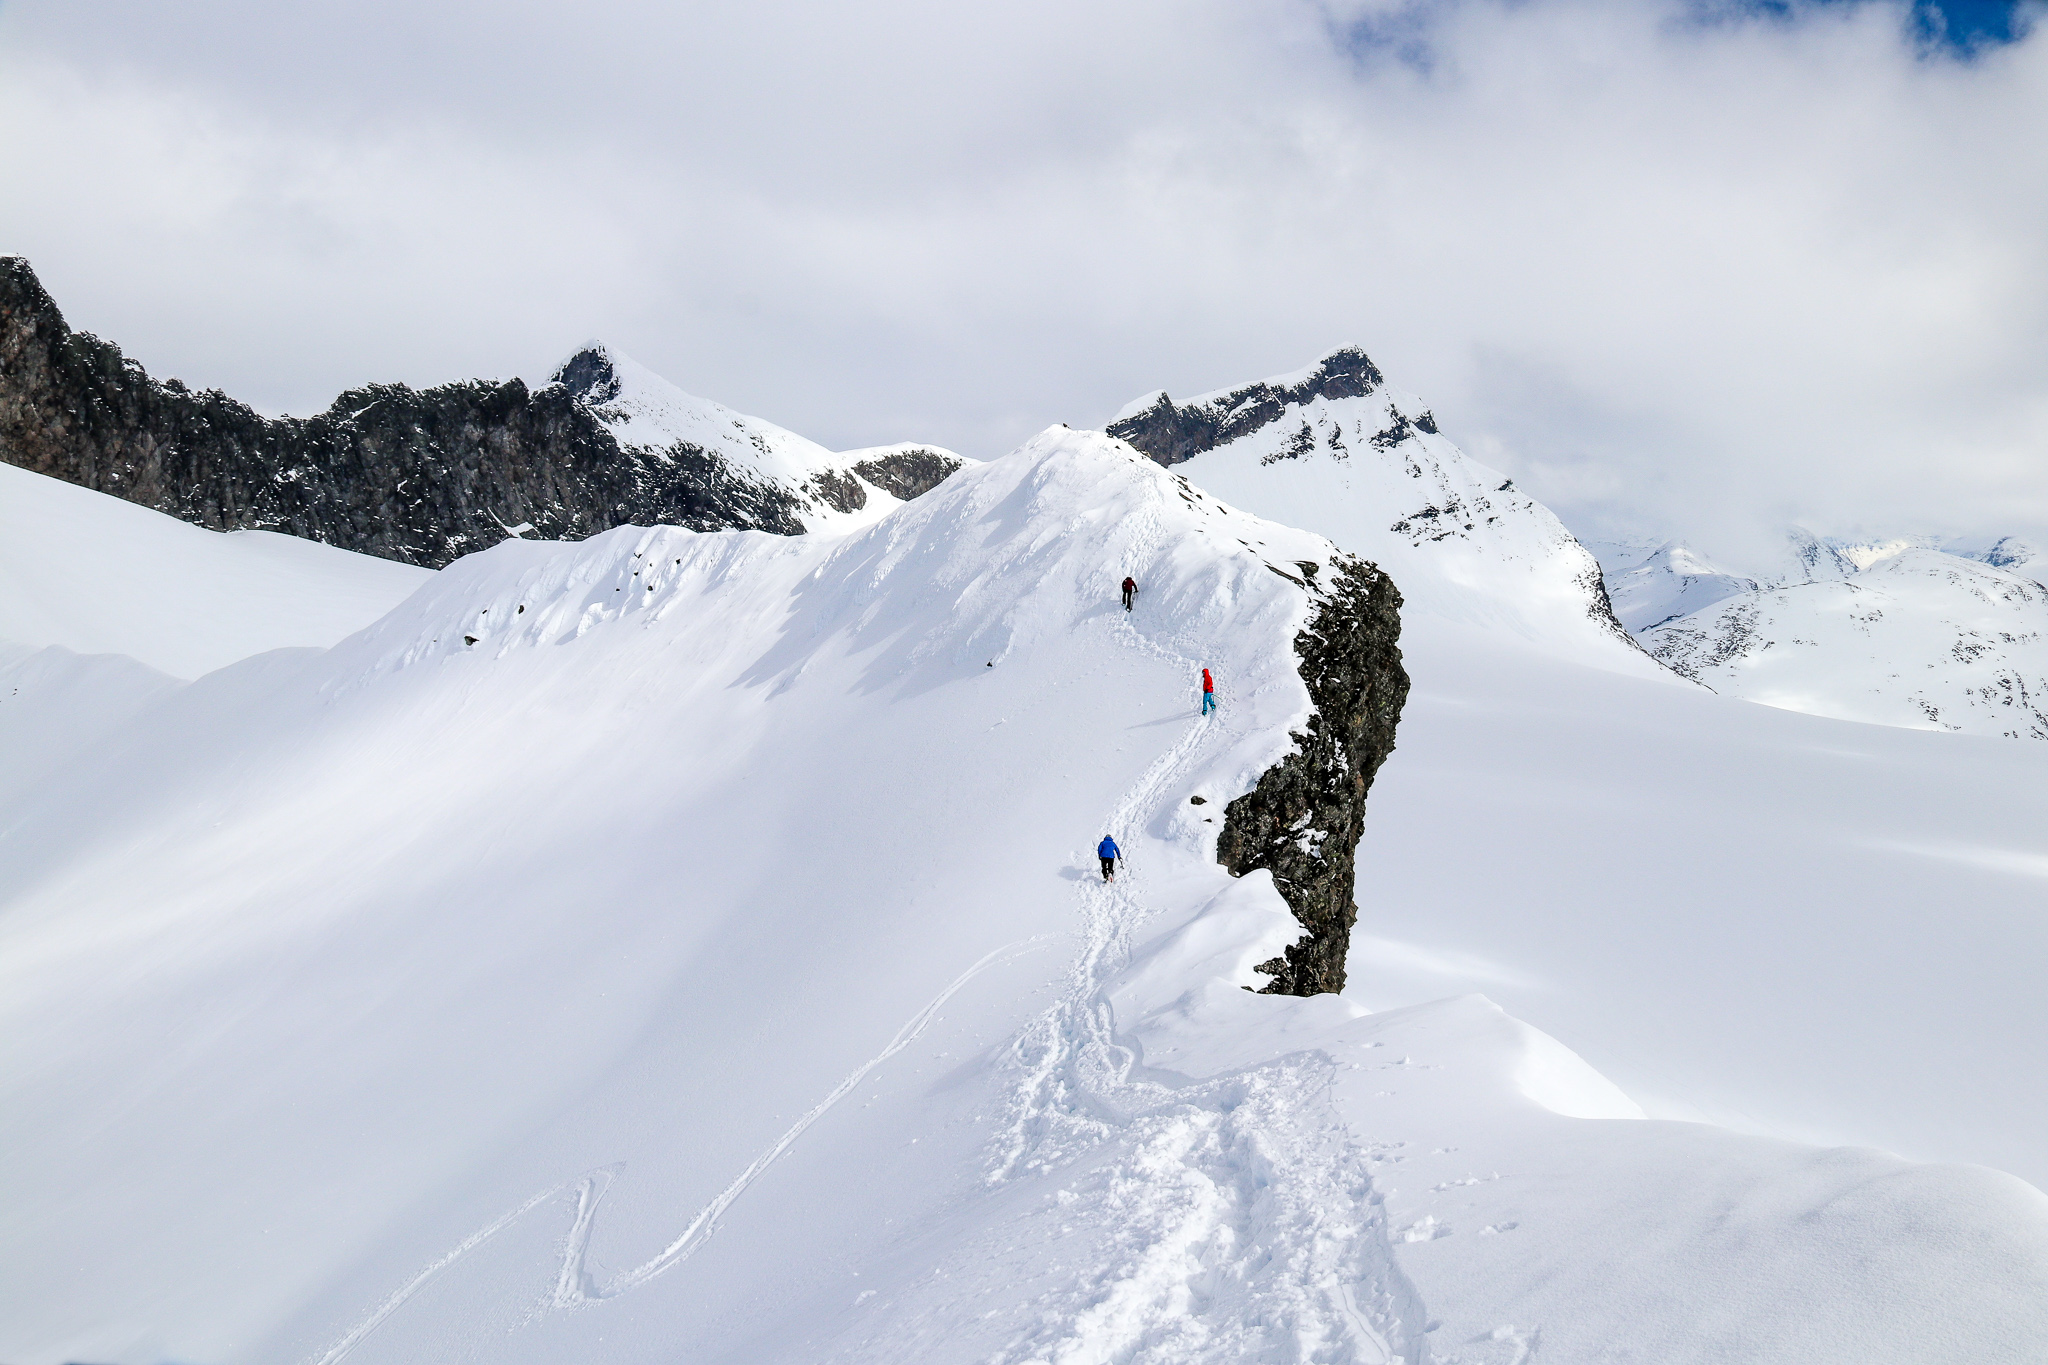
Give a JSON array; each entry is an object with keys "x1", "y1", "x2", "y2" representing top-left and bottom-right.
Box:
[
  {"x1": 551, "y1": 342, "x2": 840, "y2": 492},
  {"x1": 1107, "y1": 347, "x2": 1661, "y2": 675},
  {"x1": 1946, "y1": 533, "x2": 2048, "y2": 580},
  {"x1": 1581, "y1": 536, "x2": 1760, "y2": 633},
  {"x1": 547, "y1": 343, "x2": 974, "y2": 534}
]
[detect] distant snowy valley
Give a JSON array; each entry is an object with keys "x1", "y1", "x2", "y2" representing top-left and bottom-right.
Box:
[{"x1": 4, "y1": 343, "x2": 2047, "y2": 1365}]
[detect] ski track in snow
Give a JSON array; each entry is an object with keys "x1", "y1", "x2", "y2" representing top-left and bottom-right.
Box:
[{"x1": 310, "y1": 938, "x2": 1045, "y2": 1365}]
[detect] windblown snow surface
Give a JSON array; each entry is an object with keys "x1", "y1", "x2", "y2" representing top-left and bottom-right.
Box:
[{"x1": 4, "y1": 434, "x2": 2048, "y2": 1364}]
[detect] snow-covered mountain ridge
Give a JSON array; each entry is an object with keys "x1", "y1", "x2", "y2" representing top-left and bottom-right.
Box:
[
  {"x1": 1108, "y1": 347, "x2": 1658, "y2": 677},
  {"x1": 0, "y1": 430, "x2": 1416, "y2": 1361},
  {"x1": 1590, "y1": 531, "x2": 2048, "y2": 738},
  {"x1": 7, "y1": 433, "x2": 2048, "y2": 1363}
]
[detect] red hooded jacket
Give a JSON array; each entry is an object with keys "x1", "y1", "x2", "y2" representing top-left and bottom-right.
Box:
[{"x1": 1201, "y1": 669, "x2": 1213, "y2": 693}]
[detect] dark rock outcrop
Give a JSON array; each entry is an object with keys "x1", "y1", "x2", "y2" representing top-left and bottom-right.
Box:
[
  {"x1": 1217, "y1": 555, "x2": 1408, "y2": 996},
  {"x1": 0, "y1": 259, "x2": 963, "y2": 567},
  {"x1": 799, "y1": 448, "x2": 970, "y2": 514},
  {"x1": 850, "y1": 447, "x2": 968, "y2": 502},
  {"x1": 1107, "y1": 347, "x2": 1387, "y2": 469},
  {"x1": 804, "y1": 469, "x2": 871, "y2": 515}
]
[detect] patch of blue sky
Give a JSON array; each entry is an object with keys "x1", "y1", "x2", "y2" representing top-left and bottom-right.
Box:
[
  {"x1": 1327, "y1": 0, "x2": 2033, "y2": 69},
  {"x1": 1700, "y1": 0, "x2": 2031, "y2": 54}
]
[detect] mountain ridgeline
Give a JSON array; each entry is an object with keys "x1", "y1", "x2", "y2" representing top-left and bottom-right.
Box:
[
  {"x1": 1106, "y1": 346, "x2": 1433, "y2": 468},
  {"x1": 0, "y1": 259, "x2": 963, "y2": 568},
  {"x1": 1104, "y1": 345, "x2": 1645, "y2": 671}
]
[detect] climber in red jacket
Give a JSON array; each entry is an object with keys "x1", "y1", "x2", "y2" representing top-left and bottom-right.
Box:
[{"x1": 1201, "y1": 668, "x2": 1216, "y2": 716}]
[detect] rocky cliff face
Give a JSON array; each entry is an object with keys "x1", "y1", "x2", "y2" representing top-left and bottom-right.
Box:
[
  {"x1": 0, "y1": 259, "x2": 966, "y2": 568},
  {"x1": 1217, "y1": 555, "x2": 1409, "y2": 996}
]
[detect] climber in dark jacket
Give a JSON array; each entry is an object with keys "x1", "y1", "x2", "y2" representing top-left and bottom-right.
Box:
[
  {"x1": 1121, "y1": 576, "x2": 1137, "y2": 611},
  {"x1": 1097, "y1": 836, "x2": 1121, "y2": 882}
]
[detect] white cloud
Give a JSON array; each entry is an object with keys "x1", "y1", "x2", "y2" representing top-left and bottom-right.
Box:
[{"x1": 1, "y1": 0, "x2": 2043, "y2": 568}]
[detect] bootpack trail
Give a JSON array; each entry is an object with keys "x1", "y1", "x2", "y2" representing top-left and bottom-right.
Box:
[{"x1": 969, "y1": 636, "x2": 1430, "y2": 1365}]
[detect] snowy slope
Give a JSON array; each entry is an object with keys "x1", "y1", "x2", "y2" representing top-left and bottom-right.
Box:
[
  {"x1": 1109, "y1": 349, "x2": 1660, "y2": 677},
  {"x1": 5, "y1": 434, "x2": 2048, "y2": 1364},
  {"x1": 0, "y1": 461, "x2": 432, "y2": 678},
  {"x1": 1623, "y1": 537, "x2": 2048, "y2": 738},
  {"x1": 551, "y1": 342, "x2": 972, "y2": 532}
]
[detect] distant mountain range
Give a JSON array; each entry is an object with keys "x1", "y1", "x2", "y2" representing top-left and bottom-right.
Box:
[
  {"x1": 0, "y1": 258, "x2": 966, "y2": 568},
  {"x1": 1587, "y1": 533, "x2": 2048, "y2": 739}
]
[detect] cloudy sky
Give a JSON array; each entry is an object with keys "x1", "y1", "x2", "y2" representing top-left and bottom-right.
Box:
[{"x1": 2, "y1": 0, "x2": 2042, "y2": 568}]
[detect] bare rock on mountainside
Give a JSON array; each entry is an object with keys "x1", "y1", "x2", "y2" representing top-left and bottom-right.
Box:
[
  {"x1": 0, "y1": 259, "x2": 967, "y2": 568},
  {"x1": 847, "y1": 446, "x2": 973, "y2": 503},
  {"x1": 1219, "y1": 555, "x2": 1409, "y2": 996}
]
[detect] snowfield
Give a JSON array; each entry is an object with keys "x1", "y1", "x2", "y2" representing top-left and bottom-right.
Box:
[
  {"x1": 0, "y1": 461, "x2": 432, "y2": 678},
  {"x1": 1643, "y1": 547, "x2": 2048, "y2": 737},
  {"x1": 4, "y1": 434, "x2": 2048, "y2": 1364}
]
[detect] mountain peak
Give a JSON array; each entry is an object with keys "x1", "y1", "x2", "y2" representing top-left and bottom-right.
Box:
[
  {"x1": 1106, "y1": 346, "x2": 1388, "y2": 468},
  {"x1": 550, "y1": 341, "x2": 626, "y2": 405}
]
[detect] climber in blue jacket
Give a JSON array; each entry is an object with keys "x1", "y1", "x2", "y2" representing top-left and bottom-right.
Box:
[{"x1": 1097, "y1": 835, "x2": 1121, "y2": 882}]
